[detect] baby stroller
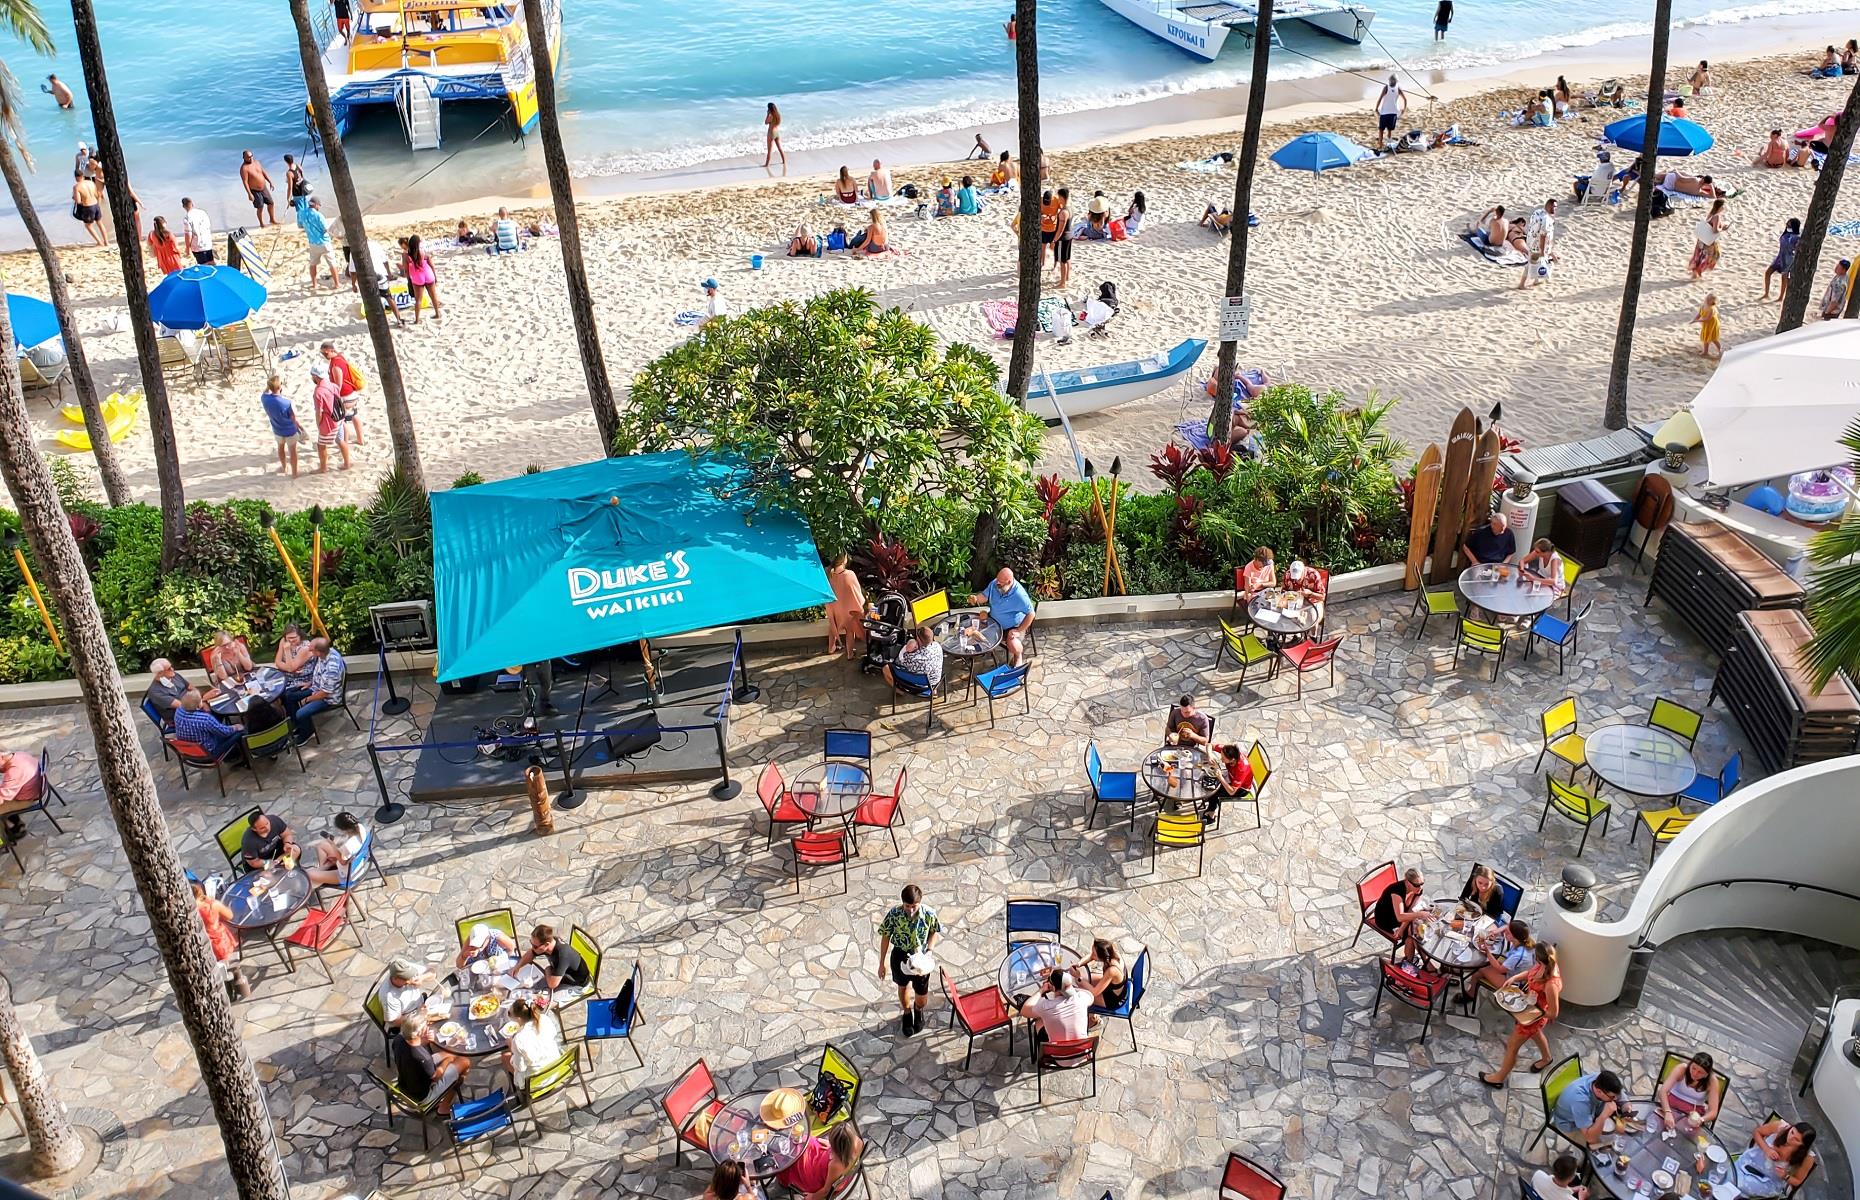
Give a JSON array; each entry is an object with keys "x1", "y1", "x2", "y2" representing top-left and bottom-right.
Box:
[{"x1": 859, "y1": 591, "x2": 910, "y2": 675}]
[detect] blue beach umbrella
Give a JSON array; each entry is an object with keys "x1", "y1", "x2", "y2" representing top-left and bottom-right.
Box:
[
  {"x1": 1270, "y1": 132, "x2": 1372, "y2": 175},
  {"x1": 5, "y1": 292, "x2": 60, "y2": 352},
  {"x1": 1603, "y1": 115, "x2": 1713, "y2": 157},
  {"x1": 147, "y1": 264, "x2": 268, "y2": 330}
]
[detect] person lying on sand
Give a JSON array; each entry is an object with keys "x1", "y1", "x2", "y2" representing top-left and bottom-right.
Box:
[
  {"x1": 1660, "y1": 171, "x2": 1724, "y2": 198},
  {"x1": 788, "y1": 222, "x2": 818, "y2": 256},
  {"x1": 1200, "y1": 203, "x2": 1233, "y2": 234},
  {"x1": 1471, "y1": 206, "x2": 1526, "y2": 255}
]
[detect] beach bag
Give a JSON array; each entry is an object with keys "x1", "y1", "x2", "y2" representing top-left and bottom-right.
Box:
[
  {"x1": 826, "y1": 227, "x2": 848, "y2": 251},
  {"x1": 899, "y1": 183, "x2": 920, "y2": 199},
  {"x1": 1109, "y1": 219, "x2": 1127, "y2": 241},
  {"x1": 808, "y1": 1072, "x2": 849, "y2": 1124},
  {"x1": 1650, "y1": 190, "x2": 1673, "y2": 220}
]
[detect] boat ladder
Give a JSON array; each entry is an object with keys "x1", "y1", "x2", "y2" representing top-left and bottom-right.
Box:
[{"x1": 396, "y1": 75, "x2": 442, "y2": 150}]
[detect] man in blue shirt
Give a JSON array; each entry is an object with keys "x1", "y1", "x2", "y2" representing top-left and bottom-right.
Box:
[
  {"x1": 172, "y1": 691, "x2": 243, "y2": 760},
  {"x1": 1461, "y1": 512, "x2": 1517, "y2": 565},
  {"x1": 300, "y1": 196, "x2": 338, "y2": 291},
  {"x1": 969, "y1": 568, "x2": 1036, "y2": 667},
  {"x1": 260, "y1": 376, "x2": 301, "y2": 478},
  {"x1": 286, "y1": 637, "x2": 347, "y2": 744},
  {"x1": 1551, "y1": 1068, "x2": 1621, "y2": 1145}
]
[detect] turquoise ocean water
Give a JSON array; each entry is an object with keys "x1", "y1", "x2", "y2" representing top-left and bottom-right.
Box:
[{"x1": 0, "y1": 0, "x2": 1850, "y2": 242}]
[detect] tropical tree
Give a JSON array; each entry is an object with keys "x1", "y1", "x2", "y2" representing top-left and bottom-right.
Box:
[
  {"x1": 617, "y1": 288, "x2": 1044, "y2": 559},
  {"x1": 0, "y1": 295, "x2": 286, "y2": 1197},
  {"x1": 287, "y1": 0, "x2": 425, "y2": 492},
  {"x1": 1803, "y1": 420, "x2": 1860, "y2": 689},
  {"x1": 0, "y1": 971, "x2": 83, "y2": 1176},
  {"x1": 67, "y1": 0, "x2": 185, "y2": 563},
  {"x1": 1208, "y1": 0, "x2": 1274, "y2": 445},
  {"x1": 1779, "y1": 75, "x2": 1860, "y2": 333},
  {"x1": 0, "y1": 0, "x2": 127, "y2": 505},
  {"x1": 1602, "y1": 0, "x2": 1672, "y2": 430},
  {"x1": 519, "y1": 0, "x2": 617, "y2": 453},
  {"x1": 1003, "y1": 0, "x2": 1042, "y2": 403}
]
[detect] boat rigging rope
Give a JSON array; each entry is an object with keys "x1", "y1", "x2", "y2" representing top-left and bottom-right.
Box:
[
  {"x1": 1264, "y1": 28, "x2": 1440, "y2": 106},
  {"x1": 1361, "y1": 23, "x2": 1441, "y2": 102}
]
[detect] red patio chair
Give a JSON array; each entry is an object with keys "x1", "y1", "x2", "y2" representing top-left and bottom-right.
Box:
[
  {"x1": 791, "y1": 830, "x2": 849, "y2": 895},
  {"x1": 282, "y1": 890, "x2": 365, "y2": 985},
  {"x1": 1350, "y1": 861, "x2": 1399, "y2": 956},
  {"x1": 1277, "y1": 634, "x2": 1343, "y2": 698},
  {"x1": 661, "y1": 1059, "x2": 724, "y2": 1167},
  {"x1": 1371, "y1": 959, "x2": 1449, "y2": 1041},
  {"x1": 940, "y1": 969, "x2": 1014, "y2": 1069},
  {"x1": 1035, "y1": 1035, "x2": 1098, "y2": 1102},
  {"x1": 853, "y1": 766, "x2": 906, "y2": 858},
  {"x1": 1221, "y1": 1152, "x2": 1287, "y2": 1200},
  {"x1": 757, "y1": 762, "x2": 808, "y2": 846}
]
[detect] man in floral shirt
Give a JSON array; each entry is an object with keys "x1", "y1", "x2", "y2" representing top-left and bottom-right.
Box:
[{"x1": 876, "y1": 884, "x2": 941, "y2": 1036}]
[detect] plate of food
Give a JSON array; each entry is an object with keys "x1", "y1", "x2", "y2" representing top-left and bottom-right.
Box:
[
  {"x1": 750, "y1": 1127, "x2": 772, "y2": 1148},
  {"x1": 1651, "y1": 1170, "x2": 1675, "y2": 1190},
  {"x1": 1157, "y1": 750, "x2": 1179, "y2": 766},
  {"x1": 468, "y1": 993, "x2": 502, "y2": 1020},
  {"x1": 500, "y1": 1019, "x2": 520, "y2": 1037},
  {"x1": 1494, "y1": 987, "x2": 1530, "y2": 1013},
  {"x1": 437, "y1": 1021, "x2": 466, "y2": 1044}
]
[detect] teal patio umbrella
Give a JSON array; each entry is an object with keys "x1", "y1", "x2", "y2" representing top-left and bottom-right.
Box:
[{"x1": 432, "y1": 453, "x2": 834, "y2": 682}]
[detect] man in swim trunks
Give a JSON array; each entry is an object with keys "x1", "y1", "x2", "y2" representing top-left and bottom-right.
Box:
[
  {"x1": 240, "y1": 150, "x2": 277, "y2": 227},
  {"x1": 1660, "y1": 171, "x2": 1722, "y2": 198},
  {"x1": 1374, "y1": 74, "x2": 1406, "y2": 151},
  {"x1": 71, "y1": 170, "x2": 107, "y2": 247},
  {"x1": 44, "y1": 74, "x2": 73, "y2": 109}
]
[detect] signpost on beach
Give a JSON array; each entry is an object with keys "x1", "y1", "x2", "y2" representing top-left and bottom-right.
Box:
[{"x1": 1218, "y1": 294, "x2": 1252, "y2": 342}]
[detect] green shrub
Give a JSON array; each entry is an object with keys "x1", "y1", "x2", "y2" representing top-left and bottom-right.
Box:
[{"x1": 0, "y1": 635, "x2": 64, "y2": 686}]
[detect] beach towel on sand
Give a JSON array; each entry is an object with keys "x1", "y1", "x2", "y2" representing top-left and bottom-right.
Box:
[
  {"x1": 674, "y1": 310, "x2": 705, "y2": 326},
  {"x1": 981, "y1": 299, "x2": 1018, "y2": 338},
  {"x1": 1459, "y1": 230, "x2": 1527, "y2": 266}
]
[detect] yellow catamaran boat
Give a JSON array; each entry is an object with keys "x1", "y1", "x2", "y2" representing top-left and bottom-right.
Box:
[{"x1": 314, "y1": 0, "x2": 562, "y2": 150}]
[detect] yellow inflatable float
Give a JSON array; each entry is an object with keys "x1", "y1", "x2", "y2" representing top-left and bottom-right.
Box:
[{"x1": 54, "y1": 390, "x2": 140, "y2": 451}]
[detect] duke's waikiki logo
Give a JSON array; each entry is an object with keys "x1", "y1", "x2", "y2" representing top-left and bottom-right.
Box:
[{"x1": 567, "y1": 551, "x2": 692, "y2": 620}]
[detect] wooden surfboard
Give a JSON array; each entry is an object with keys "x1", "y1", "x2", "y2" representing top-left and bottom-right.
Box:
[
  {"x1": 1427, "y1": 407, "x2": 1479, "y2": 585},
  {"x1": 1404, "y1": 442, "x2": 1443, "y2": 589},
  {"x1": 1459, "y1": 427, "x2": 1505, "y2": 553}
]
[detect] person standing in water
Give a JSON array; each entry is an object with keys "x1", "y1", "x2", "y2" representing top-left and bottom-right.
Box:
[
  {"x1": 71, "y1": 170, "x2": 107, "y2": 246},
  {"x1": 43, "y1": 74, "x2": 73, "y2": 108},
  {"x1": 1433, "y1": 0, "x2": 1453, "y2": 40},
  {"x1": 764, "y1": 102, "x2": 786, "y2": 168}
]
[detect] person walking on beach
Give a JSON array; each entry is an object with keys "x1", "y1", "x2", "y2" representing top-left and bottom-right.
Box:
[
  {"x1": 763, "y1": 102, "x2": 786, "y2": 168},
  {"x1": 310, "y1": 361, "x2": 349, "y2": 473},
  {"x1": 240, "y1": 151, "x2": 277, "y2": 228},
  {"x1": 182, "y1": 197, "x2": 214, "y2": 264},
  {"x1": 402, "y1": 234, "x2": 441, "y2": 324},
  {"x1": 283, "y1": 154, "x2": 307, "y2": 218},
  {"x1": 1518, "y1": 198, "x2": 1556, "y2": 290},
  {"x1": 1373, "y1": 75, "x2": 1407, "y2": 150},
  {"x1": 301, "y1": 197, "x2": 338, "y2": 291},
  {"x1": 1762, "y1": 218, "x2": 1801, "y2": 302},
  {"x1": 1694, "y1": 293, "x2": 1722, "y2": 359},
  {"x1": 147, "y1": 215, "x2": 182, "y2": 276},
  {"x1": 43, "y1": 74, "x2": 72, "y2": 108},
  {"x1": 1689, "y1": 198, "x2": 1727, "y2": 281},
  {"x1": 1433, "y1": 0, "x2": 1452, "y2": 40},
  {"x1": 260, "y1": 374, "x2": 303, "y2": 478},
  {"x1": 71, "y1": 170, "x2": 107, "y2": 246},
  {"x1": 321, "y1": 341, "x2": 365, "y2": 444}
]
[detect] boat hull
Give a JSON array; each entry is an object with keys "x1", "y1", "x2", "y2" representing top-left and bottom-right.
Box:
[
  {"x1": 1026, "y1": 338, "x2": 1209, "y2": 423},
  {"x1": 1096, "y1": 0, "x2": 1229, "y2": 60}
]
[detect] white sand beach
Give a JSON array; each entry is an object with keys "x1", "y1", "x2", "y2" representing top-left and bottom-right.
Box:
[{"x1": 7, "y1": 48, "x2": 1860, "y2": 506}]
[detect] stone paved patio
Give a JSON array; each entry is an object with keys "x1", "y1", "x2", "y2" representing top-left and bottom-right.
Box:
[{"x1": 0, "y1": 564, "x2": 1852, "y2": 1199}]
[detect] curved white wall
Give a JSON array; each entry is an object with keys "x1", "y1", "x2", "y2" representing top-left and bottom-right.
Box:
[{"x1": 1545, "y1": 756, "x2": 1860, "y2": 1008}]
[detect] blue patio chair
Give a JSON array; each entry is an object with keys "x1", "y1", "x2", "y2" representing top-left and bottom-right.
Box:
[
  {"x1": 141, "y1": 698, "x2": 173, "y2": 760},
  {"x1": 583, "y1": 962, "x2": 645, "y2": 1070},
  {"x1": 1088, "y1": 946, "x2": 1148, "y2": 1049},
  {"x1": 1005, "y1": 898, "x2": 1062, "y2": 949},
  {"x1": 443, "y1": 1090, "x2": 522, "y2": 1178},
  {"x1": 1678, "y1": 751, "x2": 1741, "y2": 806},
  {"x1": 887, "y1": 667, "x2": 936, "y2": 734},
  {"x1": 823, "y1": 728, "x2": 872, "y2": 767},
  {"x1": 1525, "y1": 600, "x2": 1594, "y2": 675},
  {"x1": 974, "y1": 662, "x2": 1031, "y2": 728},
  {"x1": 323, "y1": 825, "x2": 388, "y2": 922},
  {"x1": 1085, "y1": 742, "x2": 1140, "y2": 829}
]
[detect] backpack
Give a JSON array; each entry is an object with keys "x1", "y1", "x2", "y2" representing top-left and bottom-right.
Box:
[
  {"x1": 1650, "y1": 190, "x2": 1673, "y2": 220},
  {"x1": 808, "y1": 1071, "x2": 848, "y2": 1123},
  {"x1": 345, "y1": 361, "x2": 366, "y2": 391}
]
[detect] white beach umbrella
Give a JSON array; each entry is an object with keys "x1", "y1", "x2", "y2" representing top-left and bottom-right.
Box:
[{"x1": 1690, "y1": 321, "x2": 1860, "y2": 488}]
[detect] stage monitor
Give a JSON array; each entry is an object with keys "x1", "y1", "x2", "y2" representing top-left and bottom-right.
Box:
[{"x1": 370, "y1": 600, "x2": 435, "y2": 651}]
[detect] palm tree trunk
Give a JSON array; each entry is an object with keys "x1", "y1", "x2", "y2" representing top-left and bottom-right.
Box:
[
  {"x1": 289, "y1": 0, "x2": 425, "y2": 492},
  {"x1": 1208, "y1": 0, "x2": 1274, "y2": 446},
  {"x1": 0, "y1": 140, "x2": 128, "y2": 506},
  {"x1": 1602, "y1": 0, "x2": 1671, "y2": 431},
  {"x1": 0, "y1": 973, "x2": 83, "y2": 1176},
  {"x1": 0, "y1": 308, "x2": 286, "y2": 1199},
  {"x1": 1003, "y1": 0, "x2": 1042, "y2": 403},
  {"x1": 519, "y1": 0, "x2": 618, "y2": 454},
  {"x1": 1779, "y1": 74, "x2": 1860, "y2": 333},
  {"x1": 67, "y1": 0, "x2": 184, "y2": 563}
]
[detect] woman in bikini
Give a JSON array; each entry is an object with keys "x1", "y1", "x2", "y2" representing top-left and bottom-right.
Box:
[
  {"x1": 861, "y1": 208, "x2": 889, "y2": 256},
  {"x1": 403, "y1": 234, "x2": 441, "y2": 324},
  {"x1": 834, "y1": 166, "x2": 859, "y2": 205},
  {"x1": 1479, "y1": 942, "x2": 1561, "y2": 1086},
  {"x1": 763, "y1": 102, "x2": 786, "y2": 168},
  {"x1": 988, "y1": 151, "x2": 1013, "y2": 188}
]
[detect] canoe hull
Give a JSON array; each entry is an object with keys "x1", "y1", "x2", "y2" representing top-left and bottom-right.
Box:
[{"x1": 1026, "y1": 338, "x2": 1208, "y2": 423}]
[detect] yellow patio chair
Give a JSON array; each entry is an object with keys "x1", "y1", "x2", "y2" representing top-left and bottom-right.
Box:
[
  {"x1": 1410, "y1": 580, "x2": 1461, "y2": 641},
  {"x1": 1149, "y1": 812, "x2": 1206, "y2": 877},
  {"x1": 1648, "y1": 697, "x2": 1703, "y2": 747},
  {"x1": 1535, "y1": 698, "x2": 1587, "y2": 778},
  {"x1": 909, "y1": 590, "x2": 950, "y2": 627},
  {"x1": 1539, "y1": 776, "x2": 1610, "y2": 856},
  {"x1": 1454, "y1": 618, "x2": 1506, "y2": 680},
  {"x1": 1633, "y1": 805, "x2": 1697, "y2": 863},
  {"x1": 809, "y1": 1042, "x2": 862, "y2": 1134}
]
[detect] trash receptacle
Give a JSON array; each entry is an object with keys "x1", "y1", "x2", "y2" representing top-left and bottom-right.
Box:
[{"x1": 1550, "y1": 479, "x2": 1629, "y2": 570}]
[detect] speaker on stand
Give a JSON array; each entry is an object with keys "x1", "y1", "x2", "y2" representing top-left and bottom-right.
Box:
[{"x1": 369, "y1": 600, "x2": 436, "y2": 718}]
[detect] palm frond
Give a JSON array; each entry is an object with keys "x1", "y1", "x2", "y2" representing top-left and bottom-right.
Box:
[
  {"x1": 0, "y1": 59, "x2": 31, "y2": 167},
  {"x1": 0, "y1": 0, "x2": 53, "y2": 56}
]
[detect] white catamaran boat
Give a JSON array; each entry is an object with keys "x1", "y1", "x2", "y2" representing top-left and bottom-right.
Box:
[{"x1": 1097, "y1": 0, "x2": 1375, "y2": 61}]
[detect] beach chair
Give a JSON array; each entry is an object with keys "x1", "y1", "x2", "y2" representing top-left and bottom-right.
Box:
[
  {"x1": 17, "y1": 356, "x2": 68, "y2": 403},
  {"x1": 215, "y1": 321, "x2": 276, "y2": 373},
  {"x1": 157, "y1": 333, "x2": 205, "y2": 384}
]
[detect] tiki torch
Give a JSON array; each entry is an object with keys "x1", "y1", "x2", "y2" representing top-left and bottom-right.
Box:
[
  {"x1": 3, "y1": 529, "x2": 61, "y2": 653},
  {"x1": 260, "y1": 510, "x2": 327, "y2": 637}
]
